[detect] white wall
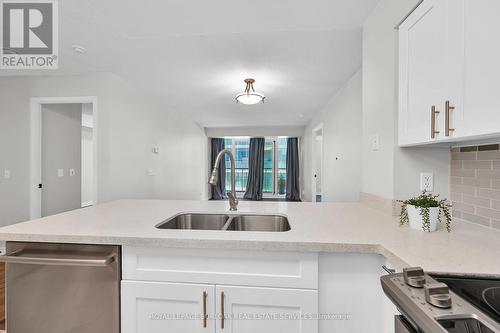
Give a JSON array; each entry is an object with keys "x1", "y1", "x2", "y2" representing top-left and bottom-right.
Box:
[
  {"x1": 303, "y1": 70, "x2": 363, "y2": 202},
  {"x1": 362, "y1": 0, "x2": 450, "y2": 200},
  {"x1": 205, "y1": 126, "x2": 305, "y2": 138},
  {"x1": 0, "y1": 72, "x2": 207, "y2": 226}
]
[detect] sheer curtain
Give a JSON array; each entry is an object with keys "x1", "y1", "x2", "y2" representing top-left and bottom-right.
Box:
[
  {"x1": 243, "y1": 138, "x2": 265, "y2": 200},
  {"x1": 210, "y1": 138, "x2": 226, "y2": 200},
  {"x1": 286, "y1": 137, "x2": 301, "y2": 201}
]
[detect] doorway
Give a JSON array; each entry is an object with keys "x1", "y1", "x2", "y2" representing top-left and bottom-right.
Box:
[
  {"x1": 30, "y1": 97, "x2": 98, "y2": 219},
  {"x1": 311, "y1": 125, "x2": 323, "y2": 203}
]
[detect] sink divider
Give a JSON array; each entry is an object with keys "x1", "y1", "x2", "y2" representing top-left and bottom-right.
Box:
[{"x1": 221, "y1": 216, "x2": 235, "y2": 231}]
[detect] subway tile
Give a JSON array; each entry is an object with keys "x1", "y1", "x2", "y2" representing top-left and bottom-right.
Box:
[
  {"x1": 450, "y1": 192, "x2": 462, "y2": 202},
  {"x1": 494, "y1": 161, "x2": 500, "y2": 170},
  {"x1": 452, "y1": 201, "x2": 474, "y2": 214},
  {"x1": 452, "y1": 210, "x2": 462, "y2": 218},
  {"x1": 493, "y1": 180, "x2": 500, "y2": 190},
  {"x1": 461, "y1": 212, "x2": 491, "y2": 227},
  {"x1": 463, "y1": 160, "x2": 492, "y2": 170},
  {"x1": 452, "y1": 152, "x2": 477, "y2": 160},
  {"x1": 462, "y1": 195, "x2": 491, "y2": 208},
  {"x1": 477, "y1": 170, "x2": 500, "y2": 179},
  {"x1": 492, "y1": 219, "x2": 500, "y2": 230},
  {"x1": 462, "y1": 177, "x2": 491, "y2": 187},
  {"x1": 492, "y1": 200, "x2": 500, "y2": 210},
  {"x1": 451, "y1": 160, "x2": 462, "y2": 169},
  {"x1": 450, "y1": 168, "x2": 476, "y2": 177},
  {"x1": 476, "y1": 207, "x2": 500, "y2": 220},
  {"x1": 477, "y1": 188, "x2": 500, "y2": 200},
  {"x1": 450, "y1": 177, "x2": 462, "y2": 185},
  {"x1": 478, "y1": 144, "x2": 500, "y2": 151},
  {"x1": 478, "y1": 151, "x2": 500, "y2": 160},
  {"x1": 451, "y1": 184, "x2": 476, "y2": 195}
]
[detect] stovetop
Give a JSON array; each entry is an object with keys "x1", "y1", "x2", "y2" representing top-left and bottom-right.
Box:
[
  {"x1": 381, "y1": 267, "x2": 500, "y2": 333},
  {"x1": 433, "y1": 275, "x2": 500, "y2": 324}
]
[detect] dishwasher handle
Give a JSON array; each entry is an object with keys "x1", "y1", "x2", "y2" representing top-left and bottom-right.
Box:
[{"x1": 0, "y1": 250, "x2": 116, "y2": 267}]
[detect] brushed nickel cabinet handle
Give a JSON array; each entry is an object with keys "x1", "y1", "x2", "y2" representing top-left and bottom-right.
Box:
[
  {"x1": 221, "y1": 291, "x2": 225, "y2": 329},
  {"x1": 203, "y1": 291, "x2": 208, "y2": 328},
  {"x1": 445, "y1": 100, "x2": 455, "y2": 136},
  {"x1": 431, "y1": 106, "x2": 440, "y2": 139}
]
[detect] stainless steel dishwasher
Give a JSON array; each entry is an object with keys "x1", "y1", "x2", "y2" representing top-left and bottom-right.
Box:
[{"x1": 0, "y1": 242, "x2": 120, "y2": 333}]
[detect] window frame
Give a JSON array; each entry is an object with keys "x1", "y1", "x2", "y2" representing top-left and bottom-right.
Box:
[{"x1": 222, "y1": 136, "x2": 287, "y2": 198}]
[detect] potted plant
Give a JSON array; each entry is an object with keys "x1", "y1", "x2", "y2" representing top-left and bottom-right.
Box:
[
  {"x1": 399, "y1": 192, "x2": 452, "y2": 232},
  {"x1": 277, "y1": 176, "x2": 286, "y2": 195}
]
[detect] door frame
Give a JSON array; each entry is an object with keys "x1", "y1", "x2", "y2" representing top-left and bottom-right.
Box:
[
  {"x1": 311, "y1": 124, "x2": 323, "y2": 202},
  {"x1": 29, "y1": 96, "x2": 98, "y2": 219}
]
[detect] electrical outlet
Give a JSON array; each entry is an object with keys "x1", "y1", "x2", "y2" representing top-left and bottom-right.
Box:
[
  {"x1": 420, "y1": 172, "x2": 434, "y2": 192},
  {"x1": 69, "y1": 169, "x2": 76, "y2": 177},
  {"x1": 4, "y1": 169, "x2": 10, "y2": 179}
]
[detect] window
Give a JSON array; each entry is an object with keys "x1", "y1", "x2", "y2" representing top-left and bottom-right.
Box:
[
  {"x1": 224, "y1": 138, "x2": 249, "y2": 192},
  {"x1": 224, "y1": 137, "x2": 288, "y2": 196}
]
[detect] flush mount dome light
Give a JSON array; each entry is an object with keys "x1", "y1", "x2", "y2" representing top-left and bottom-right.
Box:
[{"x1": 235, "y1": 78, "x2": 265, "y2": 105}]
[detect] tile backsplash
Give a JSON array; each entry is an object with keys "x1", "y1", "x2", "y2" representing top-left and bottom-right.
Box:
[{"x1": 450, "y1": 144, "x2": 500, "y2": 230}]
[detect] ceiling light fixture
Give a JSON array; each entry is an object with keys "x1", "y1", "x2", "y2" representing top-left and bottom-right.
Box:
[{"x1": 235, "y1": 78, "x2": 265, "y2": 105}]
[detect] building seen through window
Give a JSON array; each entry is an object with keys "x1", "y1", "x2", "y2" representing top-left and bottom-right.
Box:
[{"x1": 224, "y1": 137, "x2": 288, "y2": 196}]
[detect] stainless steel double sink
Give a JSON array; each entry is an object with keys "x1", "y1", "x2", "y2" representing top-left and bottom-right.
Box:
[{"x1": 155, "y1": 213, "x2": 290, "y2": 232}]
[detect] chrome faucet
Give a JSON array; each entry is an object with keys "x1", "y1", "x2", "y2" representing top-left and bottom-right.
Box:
[{"x1": 209, "y1": 149, "x2": 238, "y2": 211}]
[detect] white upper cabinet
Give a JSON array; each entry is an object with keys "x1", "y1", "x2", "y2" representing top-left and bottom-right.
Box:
[
  {"x1": 462, "y1": 0, "x2": 500, "y2": 137},
  {"x1": 398, "y1": 0, "x2": 463, "y2": 145},
  {"x1": 398, "y1": 0, "x2": 500, "y2": 146}
]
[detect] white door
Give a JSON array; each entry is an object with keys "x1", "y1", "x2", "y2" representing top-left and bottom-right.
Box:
[
  {"x1": 122, "y1": 281, "x2": 215, "y2": 333},
  {"x1": 215, "y1": 285, "x2": 318, "y2": 333},
  {"x1": 398, "y1": 0, "x2": 463, "y2": 145},
  {"x1": 462, "y1": 0, "x2": 500, "y2": 137}
]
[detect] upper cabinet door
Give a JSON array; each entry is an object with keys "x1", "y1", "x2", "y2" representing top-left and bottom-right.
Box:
[
  {"x1": 215, "y1": 285, "x2": 318, "y2": 333},
  {"x1": 462, "y1": 0, "x2": 500, "y2": 137},
  {"x1": 122, "y1": 281, "x2": 215, "y2": 333},
  {"x1": 398, "y1": 0, "x2": 463, "y2": 146}
]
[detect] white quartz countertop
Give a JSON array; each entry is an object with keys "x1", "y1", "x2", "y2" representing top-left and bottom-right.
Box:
[{"x1": 0, "y1": 200, "x2": 499, "y2": 275}]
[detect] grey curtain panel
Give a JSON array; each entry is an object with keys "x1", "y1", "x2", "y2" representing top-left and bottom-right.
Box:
[
  {"x1": 243, "y1": 138, "x2": 265, "y2": 201},
  {"x1": 210, "y1": 138, "x2": 226, "y2": 200},
  {"x1": 286, "y1": 137, "x2": 301, "y2": 201}
]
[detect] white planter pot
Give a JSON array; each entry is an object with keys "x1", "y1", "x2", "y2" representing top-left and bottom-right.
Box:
[{"x1": 407, "y1": 205, "x2": 439, "y2": 232}]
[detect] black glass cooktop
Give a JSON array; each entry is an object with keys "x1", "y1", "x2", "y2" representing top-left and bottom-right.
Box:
[{"x1": 432, "y1": 275, "x2": 500, "y2": 324}]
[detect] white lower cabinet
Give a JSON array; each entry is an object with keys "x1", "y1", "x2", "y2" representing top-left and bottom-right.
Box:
[
  {"x1": 122, "y1": 281, "x2": 317, "y2": 333},
  {"x1": 216, "y1": 285, "x2": 318, "y2": 333},
  {"x1": 122, "y1": 281, "x2": 215, "y2": 333}
]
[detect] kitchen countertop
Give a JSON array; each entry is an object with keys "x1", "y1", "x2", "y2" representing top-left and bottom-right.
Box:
[{"x1": 0, "y1": 200, "x2": 499, "y2": 275}]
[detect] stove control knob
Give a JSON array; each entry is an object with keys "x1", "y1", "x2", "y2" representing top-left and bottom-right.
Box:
[
  {"x1": 425, "y1": 283, "x2": 452, "y2": 309},
  {"x1": 403, "y1": 267, "x2": 426, "y2": 288}
]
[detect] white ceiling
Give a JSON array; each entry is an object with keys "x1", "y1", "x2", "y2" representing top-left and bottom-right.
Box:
[{"x1": 1, "y1": 0, "x2": 380, "y2": 127}]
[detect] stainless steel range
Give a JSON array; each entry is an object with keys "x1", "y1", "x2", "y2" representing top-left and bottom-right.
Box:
[{"x1": 381, "y1": 267, "x2": 500, "y2": 333}]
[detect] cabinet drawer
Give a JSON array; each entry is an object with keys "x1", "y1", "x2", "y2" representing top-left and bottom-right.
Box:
[{"x1": 123, "y1": 247, "x2": 318, "y2": 289}]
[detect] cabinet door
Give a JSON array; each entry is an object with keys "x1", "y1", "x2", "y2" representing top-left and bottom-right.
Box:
[
  {"x1": 122, "y1": 281, "x2": 215, "y2": 333},
  {"x1": 462, "y1": 0, "x2": 500, "y2": 137},
  {"x1": 215, "y1": 286, "x2": 318, "y2": 333},
  {"x1": 398, "y1": 0, "x2": 463, "y2": 145}
]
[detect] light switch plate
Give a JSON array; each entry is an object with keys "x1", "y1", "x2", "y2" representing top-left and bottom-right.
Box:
[
  {"x1": 420, "y1": 172, "x2": 434, "y2": 192},
  {"x1": 372, "y1": 134, "x2": 380, "y2": 151},
  {"x1": 58, "y1": 169, "x2": 64, "y2": 177}
]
